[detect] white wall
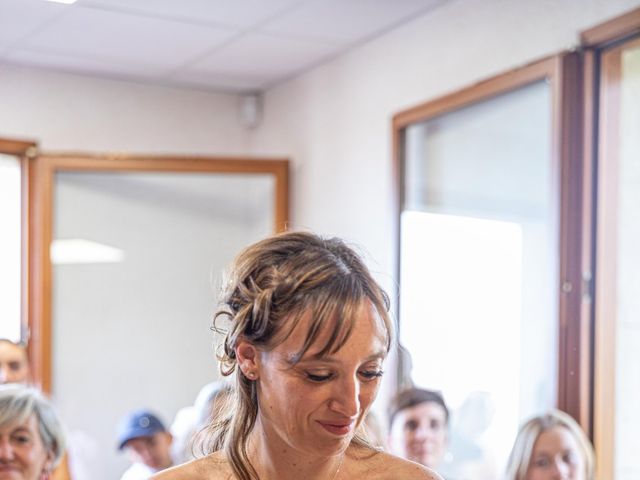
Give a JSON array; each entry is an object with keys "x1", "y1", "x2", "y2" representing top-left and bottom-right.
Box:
[{"x1": 0, "y1": 64, "x2": 249, "y2": 154}]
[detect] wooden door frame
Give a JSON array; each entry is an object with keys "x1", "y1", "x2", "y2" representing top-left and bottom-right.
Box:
[
  {"x1": 0, "y1": 138, "x2": 37, "y2": 156},
  {"x1": 581, "y1": 7, "x2": 640, "y2": 47},
  {"x1": 582, "y1": 7, "x2": 640, "y2": 478},
  {"x1": 391, "y1": 52, "x2": 590, "y2": 430},
  {"x1": 29, "y1": 153, "x2": 289, "y2": 393}
]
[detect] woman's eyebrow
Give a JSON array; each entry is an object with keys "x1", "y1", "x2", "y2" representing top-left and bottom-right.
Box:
[
  {"x1": 360, "y1": 351, "x2": 387, "y2": 362},
  {"x1": 11, "y1": 426, "x2": 31, "y2": 434}
]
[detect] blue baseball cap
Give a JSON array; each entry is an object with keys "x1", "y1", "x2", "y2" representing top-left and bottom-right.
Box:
[{"x1": 117, "y1": 409, "x2": 166, "y2": 450}]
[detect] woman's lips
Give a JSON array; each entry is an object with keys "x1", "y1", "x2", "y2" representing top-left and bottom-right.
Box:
[{"x1": 317, "y1": 420, "x2": 354, "y2": 436}]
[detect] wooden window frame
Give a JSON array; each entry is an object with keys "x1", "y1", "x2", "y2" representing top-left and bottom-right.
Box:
[
  {"x1": 391, "y1": 53, "x2": 590, "y2": 429},
  {"x1": 28, "y1": 153, "x2": 289, "y2": 393},
  {"x1": 582, "y1": 7, "x2": 640, "y2": 479}
]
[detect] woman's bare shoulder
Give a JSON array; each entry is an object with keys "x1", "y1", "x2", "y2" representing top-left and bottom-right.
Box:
[
  {"x1": 351, "y1": 449, "x2": 443, "y2": 480},
  {"x1": 151, "y1": 452, "x2": 232, "y2": 480},
  {"x1": 380, "y1": 453, "x2": 442, "y2": 479}
]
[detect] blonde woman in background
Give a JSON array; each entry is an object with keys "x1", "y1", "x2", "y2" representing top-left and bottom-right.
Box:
[{"x1": 505, "y1": 410, "x2": 595, "y2": 480}]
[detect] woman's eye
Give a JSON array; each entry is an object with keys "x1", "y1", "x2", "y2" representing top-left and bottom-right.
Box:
[
  {"x1": 533, "y1": 457, "x2": 550, "y2": 468},
  {"x1": 9, "y1": 362, "x2": 22, "y2": 371},
  {"x1": 13, "y1": 435, "x2": 31, "y2": 444},
  {"x1": 359, "y1": 370, "x2": 384, "y2": 380},
  {"x1": 306, "y1": 372, "x2": 333, "y2": 382},
  {"x1": 404, "y1": 419, "x2": 419, "y2": 432}
]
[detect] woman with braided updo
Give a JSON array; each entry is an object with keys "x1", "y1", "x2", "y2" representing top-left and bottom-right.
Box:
[{"x1": 154, "y1": 231, "x2": 441, "y2": 480}]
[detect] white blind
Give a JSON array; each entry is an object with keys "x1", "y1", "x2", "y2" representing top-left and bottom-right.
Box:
[{"x1": 0, "y1": 154, "x2": 22, "y2": 342}]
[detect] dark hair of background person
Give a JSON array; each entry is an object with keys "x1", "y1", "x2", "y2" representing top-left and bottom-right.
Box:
[{"x1": 388, "y1": 388, "x2": 450, "y2": 428}]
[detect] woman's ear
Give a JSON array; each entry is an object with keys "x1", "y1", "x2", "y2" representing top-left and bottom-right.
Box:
[
  {"x1": 235, "y1": 340, "x2": 260, "y2": 380},
  {"x1": 41, "y1": 451, "x2": 54, "y2": 480}
]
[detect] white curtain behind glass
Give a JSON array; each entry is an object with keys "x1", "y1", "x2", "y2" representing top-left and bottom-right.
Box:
[
  {"x1": 0, "y1": 154, "x2": 21, "y2": 342},
  {"x1": 615, "y1": 43, "x2": 640, "y2": 480}
]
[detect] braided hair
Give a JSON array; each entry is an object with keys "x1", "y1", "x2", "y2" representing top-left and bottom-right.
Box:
[{"x1": 201, "y1": 231, "x2": 392, "y2": 480}]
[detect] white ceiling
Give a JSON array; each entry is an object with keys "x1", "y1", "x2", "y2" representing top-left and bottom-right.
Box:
[{"x1": 0, "y1": 0, "x2": 447, "y2": 93}]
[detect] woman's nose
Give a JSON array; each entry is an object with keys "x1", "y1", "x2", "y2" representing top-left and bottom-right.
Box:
[
  {"x1": 413, "y1": 423, "x2": 430, "y2": 440},
  {"x1": 551, "y1": 459, "x2": 571, "y2": 479},
  {"x1": 330, "y1": 377, "x2": 360, "y2": 417},
  {"x1": 0, "y1": 438, "x2": 14, "y2": 460}
]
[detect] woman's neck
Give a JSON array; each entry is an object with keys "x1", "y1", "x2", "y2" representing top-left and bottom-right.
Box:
[{"x1": 246, "y1": 416, "x2": 345, "y2": 480}]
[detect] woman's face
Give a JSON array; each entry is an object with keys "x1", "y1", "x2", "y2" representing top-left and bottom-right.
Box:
[
  {"x1": 388, "y1": 401, "x2": 448, "y2": 468},
  {"x1": 253, "y1": 301, "x2": 387, "y2": 458},
  {"x1": 0, "y1": 342, "x2": 30, "y2": 385},
  {"x1": 526, "y1": 426, "x2": 586, "y2": 480},
  {"x1": 0, "y1": 414, "x2": 51, "y2": 480}
]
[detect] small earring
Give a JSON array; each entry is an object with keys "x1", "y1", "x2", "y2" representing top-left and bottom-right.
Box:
[{"x1": 246, "y1": 371, "x2": 256, "y2": 380}]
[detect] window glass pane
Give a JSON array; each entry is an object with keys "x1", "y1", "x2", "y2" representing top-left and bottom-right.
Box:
[
  {"x1": 400, "y1": 80, "x2": 557, "y2": 479},
  {"x1": 52, "y1": 171, "x2": 274, "y2": 480},
  {"x1": 615, "y1": 41, "x2": 640, "y2": 480},
  {"x1": 0, "y1": 154, "x2": 22, "y2": 342}
]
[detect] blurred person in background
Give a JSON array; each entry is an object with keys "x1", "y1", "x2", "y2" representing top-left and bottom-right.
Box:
[
  {"x1": 504, "y1": 410, "x2": 594, "y2": 480},
  {"x1": 388, "y1": 388, "x2": 450, "y2": 473},
  {"x1": 445, "y1": 391, "x2": 498, "y2": 480},
  {"x1": 118, "y1": 410, "x2": 174, "y2": 480},
  {"x1": 0, "y1": 383, "x2": 66, "y2": 480},
  {"x1": 170, "y1": 381, "x2": 232, "y2": 463},
  {"x1": 0, "y1": 339, "x2": 71, "y2": 480},
  {"x1": 0, "y1": 339, "x2": 30, "y2": 385}
]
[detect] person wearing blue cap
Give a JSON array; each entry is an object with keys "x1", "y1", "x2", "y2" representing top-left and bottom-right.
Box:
[{"x1": 117, "y1": 409, "x2": 174, "y2": 480}]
